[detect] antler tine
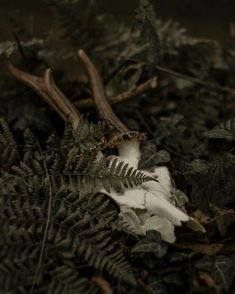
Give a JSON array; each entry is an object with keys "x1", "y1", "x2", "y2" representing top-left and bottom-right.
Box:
[
  {"x1": 43, "y1": 69, "x2": 81, "y2": 130},
  {"x1": 78, "y1": 49, "x2": 129, "y2": 134},
  {"x1": 7, "y1": 62, "x2": 81, "y2": 131},
  {"x1": 7, "y1": 61, "x2": 51, "y2": 106}
]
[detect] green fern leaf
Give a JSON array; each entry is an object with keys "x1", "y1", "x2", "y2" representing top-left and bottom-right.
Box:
[{"x1": 102, "y1": 158, "x2": 157, "y2": 192}]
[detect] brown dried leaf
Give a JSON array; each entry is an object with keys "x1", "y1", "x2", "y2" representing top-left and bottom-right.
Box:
[
  {"x1": 92, "y1": 276, "x2": 113, "y2": 294},
  {"x1": 210, "y1": 204, "x2": 235, "y2": 236},
  {"x1": 198, "y1": 271, "x2": 221, "y2": 293},
  {"x1": 193, "y1": 209, "x2": 211, "y2": 225},
  {"x1": 175, "y1": 243, "x2": 223, "y2": 256}
]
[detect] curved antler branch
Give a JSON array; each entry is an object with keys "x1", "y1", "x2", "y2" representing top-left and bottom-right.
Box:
[
  {"x1": 78, "y1": 49, "x2": 129, "y2": 134},
  {"x1": 7, "y1": 62, "x2": 81, "y2": 130}
]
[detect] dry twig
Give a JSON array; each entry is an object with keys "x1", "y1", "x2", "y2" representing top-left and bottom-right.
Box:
[
  {"x1": 92, "y1": 276, "x2": 113, "y2": 294},
  {"x1": 75, "y1": 76, "x2": 157, "y2": 109}
]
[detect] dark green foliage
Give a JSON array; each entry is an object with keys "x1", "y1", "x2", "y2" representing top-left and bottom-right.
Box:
[
  {"x1": 1, "y1": 0, "x2": 235, "y2": 293},
  {"x1": 0, "y1": 121, "x2": 139, "y2": 292},
  {"x1": 181, "y1": 159, "x2": 210, "y2": 210},
  {"x1": 135, "y1": 0, "x2": 159, "y2": 67},
  {"x1": 204, "y1": 117, "x2": 235, "y2": 141},
  {"x1": 7, "y1": 93, "x2": 53, "y2": 132},
  {"x1": 177, "y1": 87, "x2": 223, "y2": 133},
  {"x1": 208, "y1": 154, "x2": 235, "y2": 207},
  {"x1": 195, "y1": 255, "x2": 234, "y2": 291},
  {"x1": 105, "y1": 158, "x2": 157, "y2": 192},
  {"x1": 131, "y1": 231, "x2": 168, "y2": 268},
  {"x1": 62, "y1": 117, "x2": 106, "y2": 152},
  {"x1": 45, "y1": 0, "x2": 99, "y2": 49},
  {"x1": 139, "y1": 142, "x2": 170, "y2": 169},
  {"x1": 0, "y1": 118, "x2": 18, "y2": 166}
]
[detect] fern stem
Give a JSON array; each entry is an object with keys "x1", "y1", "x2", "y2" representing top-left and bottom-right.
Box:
[{"x1": 30, "y1": 142, "x2": 53, "y2": 292}]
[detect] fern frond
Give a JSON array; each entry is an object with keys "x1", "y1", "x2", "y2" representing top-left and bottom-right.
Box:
[
  {"x1": 0, "y1": 118, "x2": 18, "y2": 167},
  {"x1": 48, "y1": 265, "x2": 99, "y2": 294},
  {"x1": 46, "y1": 0, "x2": 99, "y2": 49},
  {"x1": 76, "y1": 239, "x2": 136, "y2": 285},
  {"x1": 204, "y1": 117, "x2": 235, "y2": 141},
  {"x1": 73, "y1": 117, "x2": 106, "y2": 152},
  {"x1": 60, "y1": 119, "x2": 106, "y2": 153},
  {"x1": 60, "y1": 123, "x2": 74, "y2": 152},
  {"x1": 102, "y1": 158, "x2": 157, "y2": 192},
  {"x1": 23, "y1": 128, "x2": 38, "y2": 161},
  {"x1": 0, "y1": 119, "x2": 139, "y2": 292}
]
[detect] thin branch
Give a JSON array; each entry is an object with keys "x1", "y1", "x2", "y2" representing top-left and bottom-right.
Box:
[
  {"x1": 75, "y1": 76, "x2": 157, "y2": 109},
  {"x1": 13, "y1": 32, "x2": 29, "y2": 68},
  {"x1": 75, "y1": 63, "x2": 235, "y2": 112},
  {"x1": 156, "y1": 65, "x2": 235, "y2": 95}
]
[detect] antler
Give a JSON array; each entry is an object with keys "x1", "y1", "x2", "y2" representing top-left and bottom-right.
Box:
[
  {"x1": 78, "y1": 49, "x2": 147, "y2": 149},
  {"x1": 7, "y1": 62, "x2": 81, "y2": 131},
  {"x1": 78, "y1": 49, "x2": 129, "y2": 134}
]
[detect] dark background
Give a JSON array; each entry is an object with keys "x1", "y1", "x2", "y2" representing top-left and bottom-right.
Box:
[{"x1": 1, "y1": 0, "x2": 235, "y2": 42}]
